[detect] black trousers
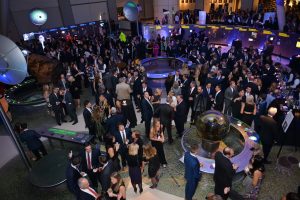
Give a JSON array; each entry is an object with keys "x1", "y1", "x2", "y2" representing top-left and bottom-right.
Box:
[
  {"x1": 31, "y1": 145, "x2": 47, "y2": 160},
  {"x1": 53, "y1": 108, "x2": 64, "y2": 124},
  {"x1": 262, "y1": 143, "x2": 273, "y2": 161},
  {"x1": 67, "y1": 106, "x2": 78, "y2": 122},
  {"x1": 162, "y1": 122, "x2": 173, "y2": 142},
  {"x1": 145, "y1": 117, "x2": 152, "y2": 138},
  {"x1": 175, "y1": 118, "x2": 185, "y2": 136},
  {"x1": 119, "y1": 149, "x2": 128, "y2": 168}
]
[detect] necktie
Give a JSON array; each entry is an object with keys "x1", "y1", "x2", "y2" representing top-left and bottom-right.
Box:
[
  {"x1": 88, "y1": 187, "x2": 98, "y2": 198},
  {"x1": 208, "y1": 89, "x2": 210, "y2": 94},
  {"x1": 122, "y1": 131, "x2": 126, "y2": 143},
  {"x1": 87, "y1": 153, "x2": 92, "y2": 170}
]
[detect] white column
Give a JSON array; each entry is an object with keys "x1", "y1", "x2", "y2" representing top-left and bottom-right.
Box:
[
  {"x1": 276, "y1": 0, "x2": 285, "y2": 31},
  {"x1": 153, "y1": 0, "x2": 179, "y2": 23}
]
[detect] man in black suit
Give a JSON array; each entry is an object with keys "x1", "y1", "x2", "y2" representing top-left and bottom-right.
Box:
[
  {"x1": 141, "y1": 82, "x2": 153, "y2": 97},
  {"x1": 224, "y1": 80, "x2": 237, "y2": 115},
  {"x1": 98, "y1": 156, "x2": 114, "y2": 193},
  {"x1": 132, "y1": 72, "x2": 142, "y2": 109},
  {"x1": 213, "y1": 85, "x2": 224, "y2": 112},
  {"x1": 187, "y1": 81, "x2": 198, "y2": 122},
  {"x1": 114, "y1": 123, "x2": 131, "y2": 169},
  {"x1": 192, "y1": 86, "x2": 207, "y2": 122},
  {"x1": 181, "y1": 75, "x2": 190, "y2": 103},
  {"x1": 19, "y1": 123, "x2": 47, "y2": 160},
  {"x1": 175, "y1": 95, "x2": 187, "y2": 138},
  {"x1": 60, "y1": 88, "x2": 78, "y2": 125},
  {"x1": 105, "y1": 107, "x2": 125, "y2": 134},
  {"x1": 49, "y1": 87, "x2": 66, "y2": 125},
  {"x1": 141, "y1": 91, "x2": 154, "y2": 138},
  {"x1": 256, "y1": 107, "x2": 278, "y2": 164},
  {"x1": 57, "y1": 74, "x2": 69, "y2": 90},
  {"x1": 66, "y1": 156, "x2": 82, "y2": 199},
  {"x1": 83, "y1": 100, "x2": 95, "y2": 140},
  {"x1": 154, "y1": 97, "x2": 174, "y2": 144},
  {"x1": 78, "y1": 177, "x2": 101, "y2": 200},
  {"x1": 214, "y1": 147, "x2": 238, "y2": 199},
  {"x1": 184, "y1": 144, "x2": 202, "y2": 200},
  {"x1": 203, "y1": 82, "x2": 214, "y2": 110},
  {"x1": 81, "y1": 143, "x2": 100, "y2": 189}
]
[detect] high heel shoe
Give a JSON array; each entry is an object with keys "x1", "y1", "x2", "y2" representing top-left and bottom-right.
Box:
[
  {"x1": 133, "y1": 187, "x2": 137, "y2": 193},
  {"x1": 139, "y1": 188, "x2": 143, "y2": 194}
]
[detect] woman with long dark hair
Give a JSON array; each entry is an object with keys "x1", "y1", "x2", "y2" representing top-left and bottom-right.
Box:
[{"x1": 107, "y1": 172, "x2": 126, "y2": 200}]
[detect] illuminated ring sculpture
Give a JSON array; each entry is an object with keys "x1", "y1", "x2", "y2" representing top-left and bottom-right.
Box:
[
  {"x1": 29, "y1": 9, "x2": 48, "y2": 26},
  {"x1": 140, "y1": 56, "x2": 189, "y2": 79}
]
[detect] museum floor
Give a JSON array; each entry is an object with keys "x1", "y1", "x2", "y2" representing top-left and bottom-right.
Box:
[{"x1": 0, "y1": 84, "x2": 299, "y2": 200}]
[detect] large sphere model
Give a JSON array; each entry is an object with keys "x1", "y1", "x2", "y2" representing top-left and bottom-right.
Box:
[
  {"x1": 29, "y1": 9, "x2": 48, "y2": 26},
  {"x1": 123, "y1": 1, "x2": 139, "y2": 21},
  {"x1": 195, "y1": 110, "x2": 230, "y2": 141}
]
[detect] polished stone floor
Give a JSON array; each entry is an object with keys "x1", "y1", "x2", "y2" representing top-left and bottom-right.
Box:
[{"x1": 0, "y1": 86, "x2": 299, "y2": 200}]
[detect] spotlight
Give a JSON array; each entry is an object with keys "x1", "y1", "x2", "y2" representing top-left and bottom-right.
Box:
[
  {"x1": 269, "y1": 36, "x2": 274, "y2": 41},
  {"x1": 61, "y1": 31, "x2": 65, "y2": 34},
  {"x1": 190, "y1": 29, "x2": 192, "y2": 33},
  {"x1": 248, "y1": 38, "x2": 254, "y2": 42},
  {"x1": 2, "y1": 74, "x2": 6, "y2": 77}
]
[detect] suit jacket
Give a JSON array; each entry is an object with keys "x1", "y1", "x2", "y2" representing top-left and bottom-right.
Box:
[
  {"x1": 141, "y1": 98, "x2": 154, "y2": 120},
  {"x1": 214, "y1": 91, "x2": 224, "y2": 111},
  {"x1": 99, "y1": 160, "x2": 114, "y2": 191},
  {"x1": 258, "y1": 115, "x2": 278, "y2": 144},
  {"x1": 214, "y1": 151, "x2": 235, "y2": 193},
  {"x1": 66, "y1": 163, "x2": 81, "y2": 196},
  {"x1": 83, "y1": 108, "x2": 93, "y2": 128},
  {"x1": 19, "y1": 129, "x2": 43, "y2": 151},
  {"x1": 114, "y1": 128, "x2": 131, "y2": 153},
  {"x1": 224, "y1": 87, "x2": 237, "y2": 105},
  {"x1": 193, "y1": 93, "x2": 207, "y2": 113},
  {"x1": 133, "y1": 77, "x2": 142, "y2": 95},
  {"x1": 49, "y1": 93, "x2": 61, "y2": 111},
  {"x1": 188, "y1": 87, "x2": 198, "y2": 103},
  {"x1": 105, "y1": 114, "x2": 125, "y2": 134},
  {"x1": 58, "y1": 79, "x2": 69, "y2": 89},
  {"x1": 175, "y1": 101, "x2": 187, "y2": 122},
  {"x1": 154, "y1": 103, "x2": 174, "y2": 125},
  {"x1": 116, "y1": 82, "x2": 132, "y2": 100},
  {"x1": 64, "y1": 91, "x2": 75, "y2": 109},
  {"x1": 184, "y1": 152, "x2": 201, "y2": 181},
  {"x1": 78, "y1": 189, "x2": 98, "y2": 200},
  {"x1": 81, "y1": 149, "x2": 101, "y2": 172},
  {"x1": 140, "y1": 87, "x2": 153, "y2": 96}
]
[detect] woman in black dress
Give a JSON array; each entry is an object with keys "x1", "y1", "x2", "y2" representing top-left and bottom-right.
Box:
[
  {"x1": 130, "y1": 130, "x2": 144, "y2": 167},
  {"x1": 232, "y1": 89, "x2": 245, "y2": 120},
  {"x1": 105, "y1": 134, "x2": 121, "y2": 172},
  {"x1": 127, "y1": 143, "x2": 143, "y2": 194},
  {"x1": 107, "y1": 172, "x2": 126, "y2": 200},
  {"x1": 241, "y1": 95, "x2": 256, "y2": 126},
  {"x1": 143, "y1": 144, "x2": 160, "y2": 189},
  {"x1": 149, "y1": 119, "x2": 167, "y2": 167}
]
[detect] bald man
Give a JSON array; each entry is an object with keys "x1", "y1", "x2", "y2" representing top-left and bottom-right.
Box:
[
  {"x1": 78, "y1": 178, "x2": 100, "y2": 200},
  {"x1": 257, "y1": 107, "x2": 279, "y2": 164}
]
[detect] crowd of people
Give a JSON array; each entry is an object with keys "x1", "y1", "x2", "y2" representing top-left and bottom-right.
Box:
[
  {"x1": 154, "y1": 2, "x2": 300, "y2": 33},
  {"x1": 15, "y1": 16, "x2": 300, "y2": 200}
]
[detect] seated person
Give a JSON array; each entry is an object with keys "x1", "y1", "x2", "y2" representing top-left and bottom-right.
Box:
[
  {"x1": 242, "y1": 155, "x2": 265, "y2": 198},
  {"x1": 281, "y1": 192, "x2": 300, "y2": 200}
]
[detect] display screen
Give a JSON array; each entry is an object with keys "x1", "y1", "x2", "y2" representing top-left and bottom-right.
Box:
[
  {"x1": 296, "y1": 41, "x2": 300, "y2": 48},
  {"x1": 23, "y1": 32, "x2": 35, "y2": 41}
]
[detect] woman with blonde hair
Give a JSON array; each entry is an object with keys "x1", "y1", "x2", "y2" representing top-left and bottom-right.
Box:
[
  {"x1": 143, "y1": 144, "x2": 160, "y2": 189},
  {"x1": 127, "y1": 143, "x2": 143, "y2": 193},
  {"x1": 107, "y1": 172, "x2": 126, "y2": 200},
  {"x1": 241, "y1": 95, "x2": 256, "y2": 126},
  {"x1": 149, "y1": 119, "x2": 167, "y2": 167}
]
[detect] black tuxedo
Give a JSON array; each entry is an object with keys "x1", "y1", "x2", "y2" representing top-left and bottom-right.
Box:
[
  {"x1": 141, "y1": 98, "x2": 154, "y2": 138},
  {"x1": 81, "y1": 149, "x2": 101, "y2": 188},
  {"x1": 213, "y1": 91, "x2": 224, "y2": 112},
  {"x1": 66, "y1": 163, "x2": 81, "y2": 198},
  {"x1": 214, "y1": 152, "x2": 235, "y2": 199},
  {"x1": 203, "y1": 87, "x2": 214, "y2": 110},
  {"x1": 257, "y1": 115, "x2": 279, "y2": 161},
  {"x1": 83, "y1": 108, "x2": 94, "y2": 137},
  {"x1": 193, "y1": 93, "x2": 207, "y2": 121},
  {"x1": 175, "y1": 101, "x2": 187, "y2": 136},
  {"x1": 155, "y1": 103, "x2": 174, "y2": 143},
  {"x1": 49, "y1": 92, "x2": 64, "y2": 124},
  {"x1": 114, "y1": 128, "x2": 131, "y2": 167}
]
